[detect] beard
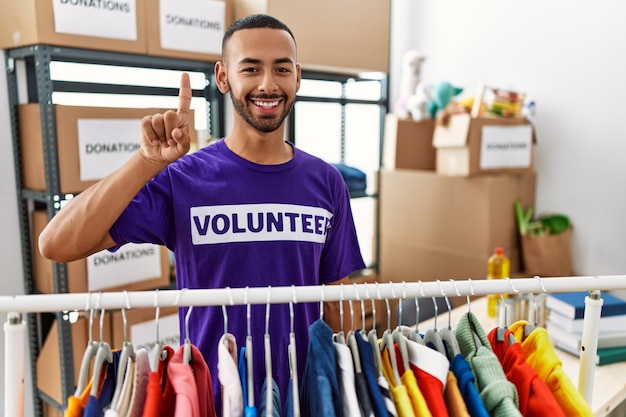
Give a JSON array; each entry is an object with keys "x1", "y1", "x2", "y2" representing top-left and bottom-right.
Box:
[{"x1": 228, "y1": 82, "x2": 295, "y2": 133}]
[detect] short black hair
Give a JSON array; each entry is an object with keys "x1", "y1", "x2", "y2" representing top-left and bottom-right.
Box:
[{"x1": 222, "y1": 14, "x2": 296, "y2": 59}]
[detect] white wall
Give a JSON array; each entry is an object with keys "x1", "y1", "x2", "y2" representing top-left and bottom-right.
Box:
[
  {"x1": 390, "y1": 0, "x2": 626, "y2": 275},
  {"x1": 0, "y1": 51, "x2": 33, "y2": 416}
]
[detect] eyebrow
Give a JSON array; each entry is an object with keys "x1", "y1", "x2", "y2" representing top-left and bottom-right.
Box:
[{"x1": 238, "y1": 57, "x2": 295, "y2": 66}]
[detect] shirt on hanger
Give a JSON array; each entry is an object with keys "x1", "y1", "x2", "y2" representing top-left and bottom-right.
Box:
[
  {"x1": 125, "y1": 348, "x2": 151, "y2": 417},
  {"x1": 335, "y1": 340, "x2": 363, "y2": 416},
  {"x1": 508, "y1": 321, "x2": 594, "y2": 417},
  {"x1": 84, "y1": 350, "x2": 121, "y2": 417},
  {"x1": 380, "y1": 346, "x2": 417, "y2": 417},
  {"x1": 455, "y1": 312, "x2": 521, "y2": 417},
  {"x1": 258, "y1": 378, "x2": 282, "y2": 417},
  {"x1": 449, "y1": 354, "x2": 489, "y2": 417},
  {"x1": 238, "y1": 346, "x2": 257, "y2": 417},
  {"x1": 104, "y1": 359, "x2": 136, "y2": 417},
  {"x1": 300, "y1": 319, "x2": 342, "y2": 417},
  {"x1": 443, "y1": 371, "x2": 470, "y2": 417},
  {"x1": 218, "y1": 333, "x2": 244, "y2": 417},
  {"x1": 488, "y1": 327, "x2": 566, "y2": 417},
  {"x1": 400, "y1": 339, "x2": 449, "y2": 417},
  {"x1": 355, "y1": 332, "x2": 391, "y2": 417},
  {"x1": 170, "y1": 343, "x2": 216, "y2": 417},
  {"x1": 142, "y1": 345, "x2": 176, "y2": 417}
]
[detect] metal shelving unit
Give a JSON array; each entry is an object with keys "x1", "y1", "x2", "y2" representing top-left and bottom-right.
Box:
[{"x1": 5, "y1": 44, "x2": 222, "y2": 415}]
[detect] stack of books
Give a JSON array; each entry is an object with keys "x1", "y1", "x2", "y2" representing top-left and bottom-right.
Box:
[{"x1": 545, "y1": 291, "x2": 626, "y2": 366}]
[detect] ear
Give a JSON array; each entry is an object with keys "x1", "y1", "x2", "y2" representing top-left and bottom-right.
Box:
[
  {"x1": 214, "y1": 61, "x2": 229, "y2": 94},
  {"x1": 295, "y1": 63, "x2": 302, "y2": 93}
]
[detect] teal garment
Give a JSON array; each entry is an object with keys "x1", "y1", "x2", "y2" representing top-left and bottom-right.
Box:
[{"x1": 455, "y1": 312, "x2": 521, "y2": 417}]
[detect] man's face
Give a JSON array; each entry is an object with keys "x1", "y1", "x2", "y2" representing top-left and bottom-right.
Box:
[{"x1": 220, "y1": 28, "x2": 301, "y2": 133}]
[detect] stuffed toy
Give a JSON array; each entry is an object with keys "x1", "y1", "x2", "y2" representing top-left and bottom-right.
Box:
[{"x1": 393, "y1": 49, "x2": 426, "y2": 119}]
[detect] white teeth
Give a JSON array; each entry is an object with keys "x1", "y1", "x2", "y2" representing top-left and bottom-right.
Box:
[{"x1": 254, "y1": 101, "x2": 279, "y2": 108}]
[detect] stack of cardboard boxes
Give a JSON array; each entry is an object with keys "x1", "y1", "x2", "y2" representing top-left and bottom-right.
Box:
[{"x1": 379, "y1": 112, "x2": 537, "y2": 304}]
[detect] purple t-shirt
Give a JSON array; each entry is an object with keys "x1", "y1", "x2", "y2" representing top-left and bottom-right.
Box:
[{"x1": 109, "y1": 139, "x2": 365, "y2": 411}]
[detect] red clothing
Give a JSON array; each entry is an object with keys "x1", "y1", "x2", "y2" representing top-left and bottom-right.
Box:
[
  {"x1": 170, "y1": 344, "x2": 217, "y2": 417},
  {"x1": 142, "y1": 346, "x2": 176, "y2": 417},
  {"x1": 488, "y1": 328, "x2": 565, "y2": 417}
]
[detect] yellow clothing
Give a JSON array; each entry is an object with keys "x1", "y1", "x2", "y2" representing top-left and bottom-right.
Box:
[
  {"x1": 381, "y1": 347, "x2": 417, "y2": 417},
  {"x1": 444, "y1": 371, "x2": 471, "y2": 417},
  {"x1": 509, "y1": 321, "x2": 594, "y2": 417},
  {"x1": 401, "y1": 368, "x2": 433, "y2": 417}
]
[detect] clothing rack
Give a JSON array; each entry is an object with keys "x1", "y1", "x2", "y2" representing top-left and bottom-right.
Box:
[{"x1": 4, "y1": 274, "x2": 624, "y2": 416}]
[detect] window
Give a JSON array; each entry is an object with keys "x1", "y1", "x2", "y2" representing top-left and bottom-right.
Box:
[{"x1": 290, "y1": 71, "x2": 388, "y2": 269}]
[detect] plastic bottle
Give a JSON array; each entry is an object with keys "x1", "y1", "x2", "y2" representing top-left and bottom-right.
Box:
[{"x1": 487, "y1": 247, "x2": 510, "y2": 318}]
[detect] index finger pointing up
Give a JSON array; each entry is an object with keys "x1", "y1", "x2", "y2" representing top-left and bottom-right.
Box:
[{"x1": 177, "y1": 72, "x2": 192, "y2": 117}]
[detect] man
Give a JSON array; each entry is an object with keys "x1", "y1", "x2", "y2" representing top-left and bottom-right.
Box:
[{"x1": 39, "y1": 13, "x2": 365, "y2": 413}]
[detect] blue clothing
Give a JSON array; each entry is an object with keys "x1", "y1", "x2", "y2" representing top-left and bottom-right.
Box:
[
  {"x1": 300, "y1": 319, "x2": 343, "y2": 417},
  {"x1": 283, "y1": 379, "x2": 294, "y2": 417},
  {"x1": 356, "y1": 333, "x2": 389, "y2": 417},
  {"x1": 83, "y1": 350, "x2": 121, "y2": 417},
  {"x1": 450, "y1": 354, "x2": 490, "y2": 417},
  {"x1": 259, "y1": 378, "x2": 282, "y2": 417},
  {"x1": 239, "y1": 346, "x2": 258, "y2": 417},
  {"x1": 109, "y1": 139, "x2": 365, "y2": 414}
]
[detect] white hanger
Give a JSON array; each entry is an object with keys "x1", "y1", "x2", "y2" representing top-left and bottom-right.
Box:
[
  {"x1": 496, "y1": 278, "x2": 519, "y2": 343},
  {"x1": 74, "y1": 293, "x2": 99, "y2": 397},
  {"x1": 222, "y1": 286, "x2": 233, "y2": 348},
  {"x1": 388, "y1": 283, "x2": 410, "y2": 373},
  {"x1": 523, "y1": 276, "x2": 547, "y2": 339},
  {"x1": 288, "y1": 285, "x2": 301, "y2": 417},
  {"x1": 405, "y1": 281, "x2": 425, "y2": 344},
  {"x1": 264, "y1": 287, "x2": 273, "y2": 416},
  {"x1": 110, "y1": 291, "x2": 135, "y2": 407},
  {"x1": 244, "y1": 287, "x2": 255, "y2": 408},
  {"x1": 347, "y1": 285, "x2": 364, "y2": 375},
  {"x1": 378, "y1": 283, "x2": 402, "y2": 386},
  {"x1": 438, "y1": 280, "x2": 461, "y2": 358},
  {"x1": 366, "y1": 284, "x2": 384, "y2": 377},
  {"x1": 422, "y1": 293, "x2": 446, "y2": 353},
  {"x1": 333, "y1": 284, "x2": 346, "y2": 344},
  {"x1": 149, "y1": 289, "x2": 163, "y2": 372},
  {"x1": 90, "y1": 301, "x2": 113, "y2": 397}
]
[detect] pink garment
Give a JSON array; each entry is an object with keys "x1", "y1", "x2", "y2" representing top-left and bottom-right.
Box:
[
  {"x1": 170, "y1": 343, "x2": 217, "y2": 417},
  {"x1": 218, "y1": 333, "x2": 244, "y2": 417},
  {"x1": 126, "y1": 348, "x2": 151, "y2": 417}
]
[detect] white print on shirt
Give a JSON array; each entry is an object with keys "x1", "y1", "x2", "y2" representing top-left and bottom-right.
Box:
[{"x1": 190, "y1": 203, "x2": 333, "y2": 245}]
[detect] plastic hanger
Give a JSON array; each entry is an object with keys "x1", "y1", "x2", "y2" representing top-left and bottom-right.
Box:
[
  {"x1": 333, "y1": 284, "x2": 346, "y2": 344},
  {"x1": 378, "y1": 284, "x2": 402, "y2": 386},
  {"x1": 244, "y1": 286, "x2": 255, "y2": 409},
  {"x1": 346, "y1": 285, "x2": 364, "y2": 375},
  {"x1": 523, "y1": 276, "x2": 547, "y2": 339},
  {"x1": 367, "y1": 284, "x2": 383, "y2": 378},
  {"x1": 264, "y1": 287, "x2": 273, "y2": 416},
  {"x1": 423, "y1": 296, "x2": 446, "y2": 353},
  {"x1": 110, "y1": 291, "x2": 135, "y2": 407},
  {"x1": 438, "y1": 280, "x2": 461, "y2": 359},
  {"x1": 149, "y1": 289, "x2": 163, "y2": 372},
  {"x1": 90, "y1": 304, "x2": 113, "y2": 397},
  {"x1": 288, "y1": 285, "x2": 301, "y2": 417},
  {"x1": 222, "y1": 287, "x2": 233, "y2": 349},
  {"x1": 74, "y1": 293, "x2": 99, "y2": 397},
  {"x1": 388, "y1": 283, "x2": 410, "y2": 373},
  {"x1": 496, "y1": 278, "x2": 520, "y2": 343},
  {"x1": 405, "y1": 281, "x2": 425, "y2": 344}
]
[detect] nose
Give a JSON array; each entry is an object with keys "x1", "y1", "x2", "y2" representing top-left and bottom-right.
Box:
[{"x1": 258, "y1": 70, "x2": 278, "y2": 93}]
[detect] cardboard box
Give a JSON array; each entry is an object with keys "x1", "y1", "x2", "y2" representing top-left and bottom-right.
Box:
[
  {"x1": 378, "y1": 169, "x2": 536, "y2": 284},
  {"x1": 233, "y1": 0, "x2": 391, "y2": 73},
  {"x1": 32, "y1": 211, "x2": 171, "y2": 294},
  {"x1": 19, "y1": 104, "x2": 196, "y2": 194},
  {"x1": 433, "y1": 113, "x2": 536, "y2": 177},
  {"x1": 383, "y1": 114, "x2": 435, "y2": 171},
  {"x1": 146, "y1": 0, "x2": 233, "y2": 61},
  {"x1": 111, "y1": 306, "x2": 180, "y2": 351},
  {"x1": 36, "y1": 313, "x2": 112, "y2": 406},
  {"x1": 0, "y1": 0, "x2": 146, "y2": 54}
]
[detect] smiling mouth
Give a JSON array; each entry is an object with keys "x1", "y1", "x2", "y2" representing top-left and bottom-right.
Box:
[{"x1": 252, "y1": 100, "x2": 281, "y2": 109}]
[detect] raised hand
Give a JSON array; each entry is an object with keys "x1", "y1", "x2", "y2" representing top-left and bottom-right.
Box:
[{"x1": 139, "y1": 72, "x2": 193, "y2": 164}]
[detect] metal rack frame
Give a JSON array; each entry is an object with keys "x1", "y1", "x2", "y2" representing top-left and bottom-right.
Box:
[{"x1": 5, "y1": 44, "x2": 221, "y2": 415}]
